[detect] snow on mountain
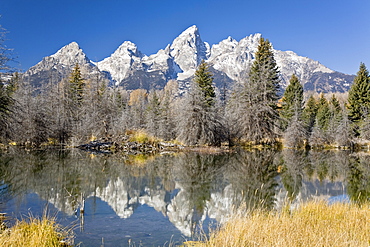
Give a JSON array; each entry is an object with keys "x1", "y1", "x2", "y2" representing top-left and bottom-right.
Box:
[
  {"x1": 23, "y1": 26, "x2": 354, "y2": 93},
  {"x1": 274, "y1": 50, "x2": 334, "y2": 88},
  {"x1": 97, "y1": 41, "x2": 144, "y2": 85},
  {"x1": 205, "y1": 33, "x2": 353, "y2": 92},
  {"x1": 95, "y1": 25, "x2": 209, "y2": 87},
  {"x1": 169, "y1": 25, "x2": 210, "y2": 80},
  {"x1": 50, "y1": 41, "x2": 92, "y2": 67},
  {"x1": 208, "y1": 33, "x2": 261, "y2": 81},
  {"x1": 23, "y1": 41, "x2": 105, "y2": 87}
]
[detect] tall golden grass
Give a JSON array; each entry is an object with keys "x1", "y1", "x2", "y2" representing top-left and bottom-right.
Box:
[
  {"x1": 185, "y1": 200, "x2": 370, "y2": 247},
  {"x1": 0, "y1": 216, "x2": 74, "y2": 247}
]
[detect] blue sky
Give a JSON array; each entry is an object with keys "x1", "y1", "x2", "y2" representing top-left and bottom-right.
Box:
[{"x1": 0, "y1": 0, "x2": 369, "y2": 75}]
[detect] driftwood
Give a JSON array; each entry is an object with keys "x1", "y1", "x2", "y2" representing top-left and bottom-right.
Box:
[
  {"x1": 77, "y1": 140, "x2": 182, "y2": 153},
  {"x1": 77, "y1": 141, "x2": 114, "y2": 151}
]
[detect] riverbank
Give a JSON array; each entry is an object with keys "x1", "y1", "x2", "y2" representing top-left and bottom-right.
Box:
[
  {"x1": 184, "y1": 200, "x2": 370, "y2": 247},
  {"x1": 3, "y1": 128, "x2": 370, "y2": 153}
]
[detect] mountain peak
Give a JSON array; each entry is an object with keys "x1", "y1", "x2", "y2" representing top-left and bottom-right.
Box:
[
  {"x1": 24, "y1": 26, "x2": 354, "y2": 94},
  {"x1": 51, "y1": 41, "x2": 81, "y2": 57},
  {"x1": 170, "y1": 25, "x2": 208, "y2": 77},
  {"x1": 181, "y1": 25, "x2": 199, "y2": 35},
  {"x1": 66, "y1": 41, "x2": 80, "y2": 49},
  {"x1": 112, "y1": 41, "x2": 143, "y2": 58}
]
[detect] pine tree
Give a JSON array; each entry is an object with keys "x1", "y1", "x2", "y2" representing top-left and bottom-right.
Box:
[
  {"x1": 280, "y1": 74, "x2": 304, "y2": 130},
  {"x1": 194, "y1": 60, "x2": 216, "y2": 107},
  {"x1": 326, "y1": 94, "x2": 344, "y2": 144},
  {"x1": 316, "y1": 93, "x2": 330, "y2": 131},
  {"x1": 302, "y1": 95, "x2": 318, "y2": 132},
  {"x1": 249, "y1": 38, "x2": 280, "y2": 104},
  {"x1": 328, "y1": 94, "x2": 342, "y2": 127},
  {"x1": 177, "y1": 61, "x2": 222, "y2": 146},
  {"x1": 233, "y1": 37, "x2": 280, "y2": 144},
  {"x1": 347, "y1": 63, "x2": 370, "y2": 124},
  {"x1": 68, "y1": 63, "x2": 85, "y2": 105}
]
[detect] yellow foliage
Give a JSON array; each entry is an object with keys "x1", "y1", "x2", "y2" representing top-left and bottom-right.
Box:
[
  {"x1": 128, "y1": 89, "x2": 148, "y2": 106},
  {"x1": 128, "y1": 129, "x2": 160, "y2": 144},
  {"x1": 8, "y1": 142, "x2": 17, "y2": 146},
  {"x1": 126, "y1": 154, "x2": 155, "y2": 167}
]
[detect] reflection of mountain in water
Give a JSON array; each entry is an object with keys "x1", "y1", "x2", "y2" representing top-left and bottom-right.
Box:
[{"x1": 0, "y1": 149, "x2": 369, "y2": 236}]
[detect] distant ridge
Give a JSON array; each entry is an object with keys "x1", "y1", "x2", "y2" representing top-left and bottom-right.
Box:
[{"x1": 23, "y1": 25, "x2": 354, "y2": 93}]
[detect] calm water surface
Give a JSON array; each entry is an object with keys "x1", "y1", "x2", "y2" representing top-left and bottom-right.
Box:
[{"x1": 0, "y1": 148, "x2": 369, "y2": 246}]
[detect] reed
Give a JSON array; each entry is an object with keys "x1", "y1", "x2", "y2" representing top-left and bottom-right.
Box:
[
  {"x1": 0, "y1": 215, "x2": 74, "y2": 247},
  {"x1": 185, "y1": 200, "x2": 370, "y2": 247}
]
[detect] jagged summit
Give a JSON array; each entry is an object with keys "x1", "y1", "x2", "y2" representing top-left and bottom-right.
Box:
[
  {"x1": 178, "y1": 25, "x2": 198, "y2": 35},
  {"x1": 23, "y1": 25, "x2": 354, "y2": 93},
  {"x1": 114, "y1": 41, "x2": 143, "y2": 58},
  {"x1": 169, "y1": 25, "x2": 209, "y2": 79},
  {"x1": 23, "y1": 41, "x2": 104, "y2": 88},
  {"x1": 51, "y1": 41, "x2": 80, "y2": 55}
]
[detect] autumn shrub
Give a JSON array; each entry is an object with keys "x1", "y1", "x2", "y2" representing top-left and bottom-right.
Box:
[{"x1": 127, "y1": 129, "x2": 160, "y2": 144}]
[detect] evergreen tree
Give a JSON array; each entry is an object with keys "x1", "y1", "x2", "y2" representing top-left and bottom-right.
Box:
[
  {"x1": 68, "y1": 63, "x2": 85, "y2": 105},
  {"x1": 231, "y1": 37, "x2": 280, "y2": 144},
  {"x1": 316, "y1": 93, "x2": 330, "y2": 131},
  {"x1": 328, "y1": 94, "x2": 342, "y2": 129},
  {"x1": 302, "y1": 95, "x2": 318, "y2": 132},
  {"x1": 326, "y1": 94, "x2": 344, "y2": 144},
  {"x1": 194, "y1": 60, "x2": 216, "y2": 107},
  {"x1": 177, "y1": 61, "x2": 222, "y2": 146},
  {"x1": 347, "y1": 63, "x2": 370, "y2": 124},
  {"x1": 280, "y1": 74, "x2": 304, "y2": 130}
]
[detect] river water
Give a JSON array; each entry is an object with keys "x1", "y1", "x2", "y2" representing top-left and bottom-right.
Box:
[{"x1": 0, "y1": 148, "x2": 369, "y2": 246}]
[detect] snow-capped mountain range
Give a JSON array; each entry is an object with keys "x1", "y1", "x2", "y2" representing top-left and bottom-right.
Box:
[{"x1": 23, "y1": 25, "x2": 354, "y2": 93}]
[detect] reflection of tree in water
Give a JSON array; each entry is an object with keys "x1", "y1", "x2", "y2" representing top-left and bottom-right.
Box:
[
  {"x1": 224, "y1": 149, "x2": 278, "y2": 210},
  {"x1": 347, "y1": 153, "x2": 370, "y2": 203},
  {"x1": 0, "y1": 149, "x2": 179, "y2": 215},
  {"x1": 0, "y1": 149, "x2": 116, "y2": 213},
  {"x1": 309, "y1": 151, "x2": 330, "y2": 182},
  {"x1": 280, "y1": 150, "x2": 308, "y2": 201},
  {"x1": 2, "y1": 147, "x2": 369, "y2": 238},
  {"x1": 307, "y1": 151, "x2": 350, "y2": 183},
  {"x1": 172, "y1": 153, "x2": 226, "y2": 235}
]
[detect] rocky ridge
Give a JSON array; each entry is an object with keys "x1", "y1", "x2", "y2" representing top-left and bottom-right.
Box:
[{"x1": 23, "y1": 25, "x2": 354, "y2": 93}]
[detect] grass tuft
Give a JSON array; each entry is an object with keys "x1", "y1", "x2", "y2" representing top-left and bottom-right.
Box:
[
  {"x1": 127, "y1": 129, "x2": 161, "y2": 145},
  {"x1": 0, "y1": 215, "x2": 74, "y2": 247},
  {"x1": 185, "y1": 200, "x2": 370, "y2": 247}
]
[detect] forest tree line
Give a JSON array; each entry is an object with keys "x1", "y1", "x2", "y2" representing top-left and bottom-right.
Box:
[{"x1": 1, "y1": 34, "x2": 370, "y2": 149}]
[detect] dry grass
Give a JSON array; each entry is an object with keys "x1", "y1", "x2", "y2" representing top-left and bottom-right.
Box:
[
  {"x1": 185, "y1": 200, "x2": 370, "y2": 247},
  {"x1": 127, "y1": 129, "x2": 161, "y2": 144},
  {"x1": 0, "y1": 216, "x2": 74, "y2": 247}
]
